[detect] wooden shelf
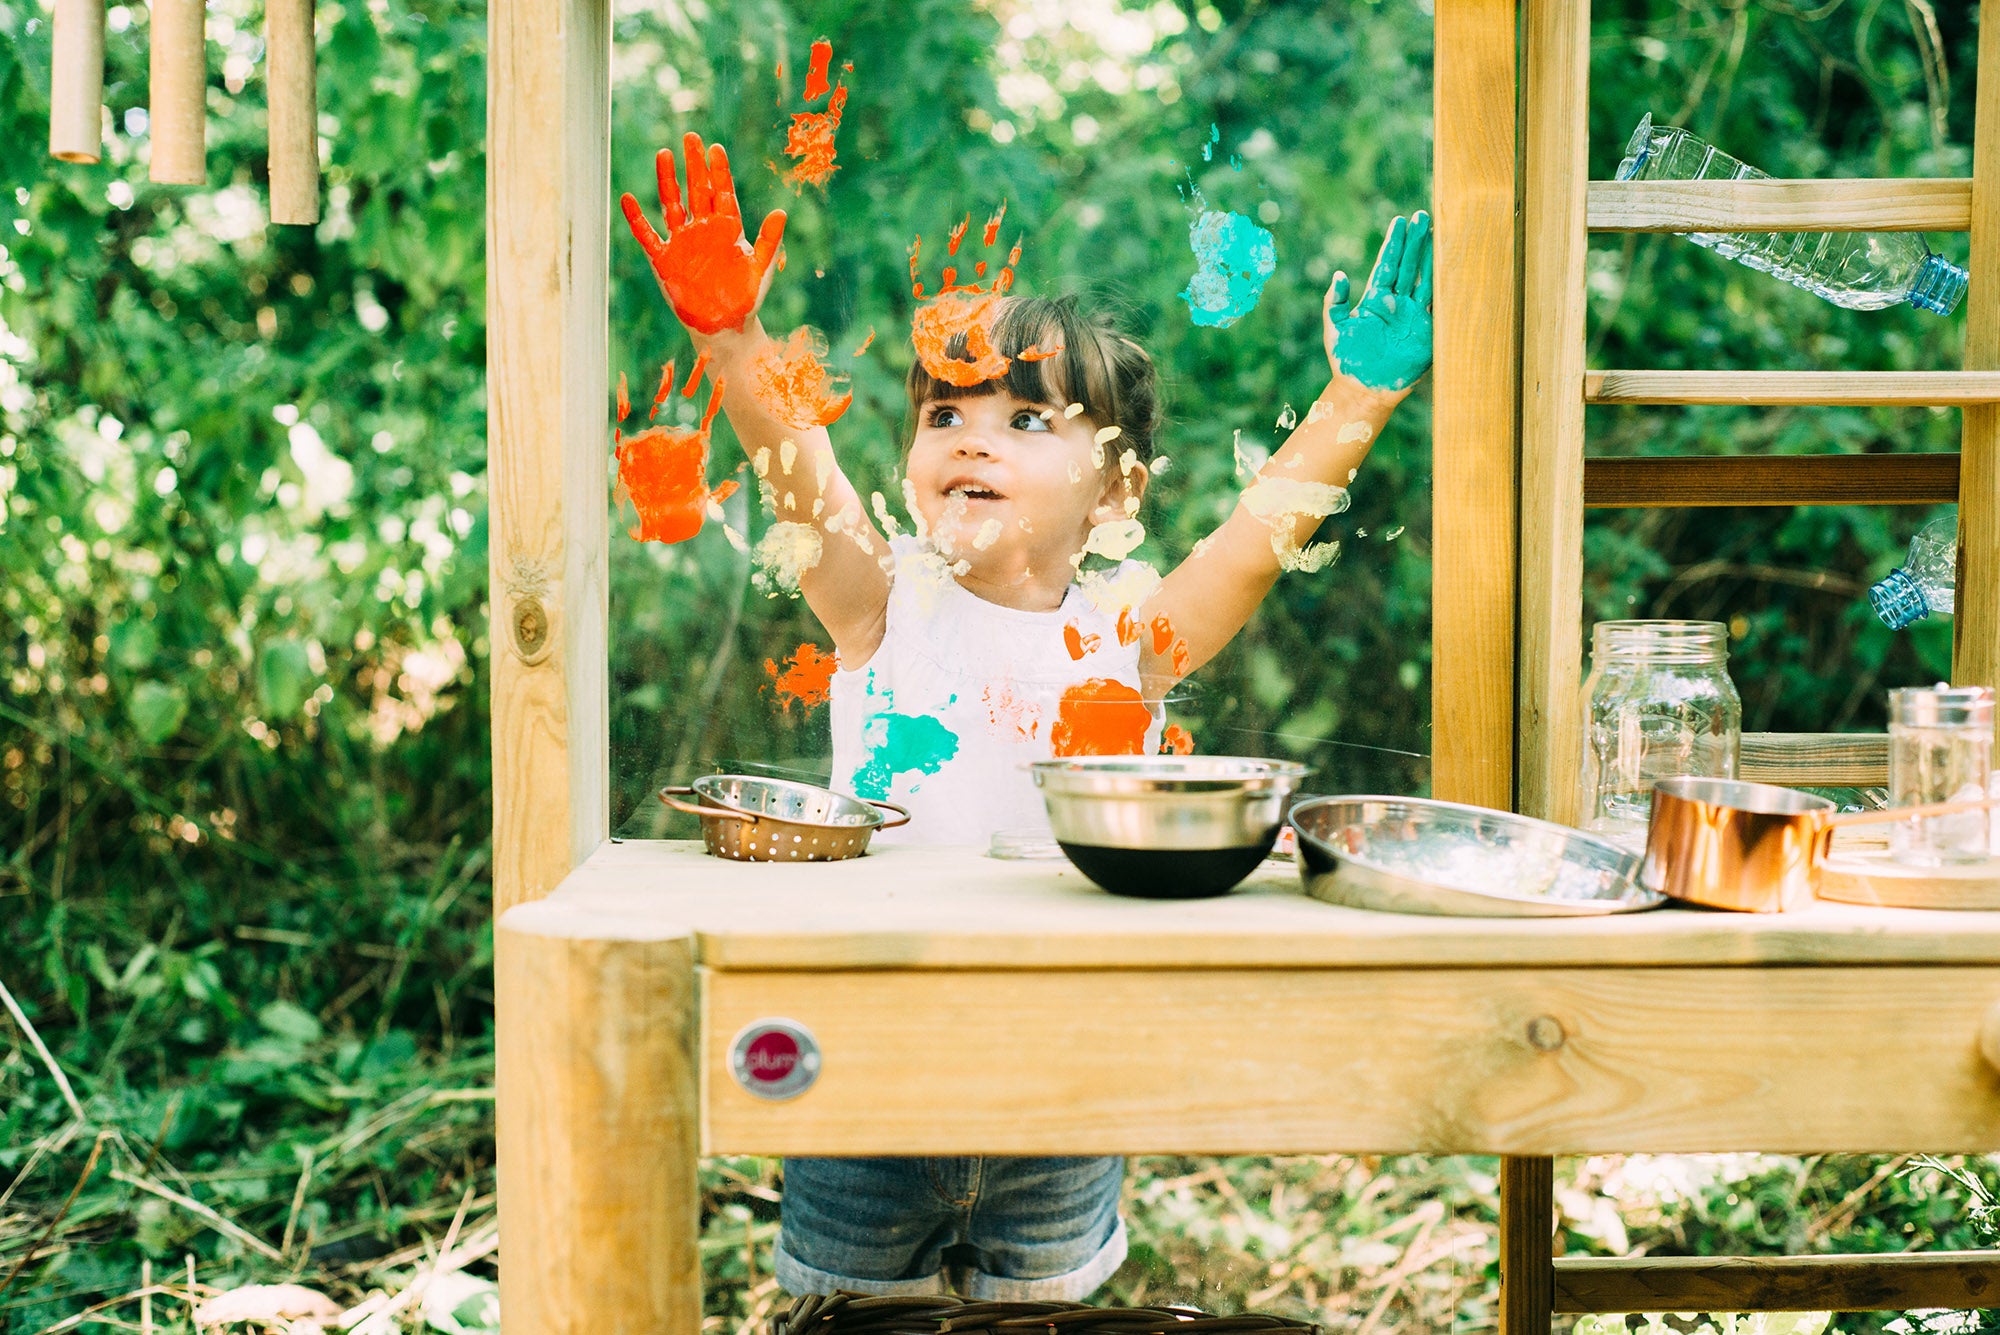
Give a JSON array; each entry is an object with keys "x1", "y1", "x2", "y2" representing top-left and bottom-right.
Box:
[
  {"x1": 1554, "y1": 1251, "x2": 2000, "y2": 1314},
  {"x1": 1587, "y1": 178, "x2": 1973, "y2": 233},
  {"x1": 1739, "y1": 732, "x2": 1888, "y2": 788},
  {"x1": 1583, "y1": 453, "x2": 1960, "y2": 508},
  {"x1": 1585, "y1": 371, "x2": 2000, "y2": 406}
]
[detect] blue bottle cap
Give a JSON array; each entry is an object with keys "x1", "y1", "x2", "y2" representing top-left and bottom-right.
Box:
[
  {"x1": 1870, "y1": 567, "x2": 1932, "y2": 629},
  {"x1": 1908, "y1": 252, "x2": 1969, "y2": 315}
]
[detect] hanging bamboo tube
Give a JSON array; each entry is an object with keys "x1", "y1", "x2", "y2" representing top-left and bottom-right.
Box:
[
  {"x1": 149, "y1": 0, "x2": 207, "y2": 184},
  {"x1": 265, "y1": 0, "x2": 317, "y2": 224},
  {"x1": 49, "y1": 0, "x2": 105, "y2": 162}
]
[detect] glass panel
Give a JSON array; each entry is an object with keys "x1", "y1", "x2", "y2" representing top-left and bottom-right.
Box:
[{"x1": 609, "y1": 4, "x2": 1436, "y2": 841}]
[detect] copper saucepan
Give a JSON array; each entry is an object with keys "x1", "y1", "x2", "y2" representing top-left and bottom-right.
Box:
[{"x1": 1642, "y1": 777, "x2": 2000, "y2": 912}]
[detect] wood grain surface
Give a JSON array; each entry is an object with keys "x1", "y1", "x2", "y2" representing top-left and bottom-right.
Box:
[
  {"x1": 1582, "y1": 454, "x2": 1960, "y2": 508},
  {"x1": 519, "y1": 840, "x2": 2000, "y2": 971},
  {"x1": 1738, "y1": 731, "x2": 1888, "y2": 787},
  {"x1": 148, "y1": 0, "x2": 206, "y2": 184},
  {"x1": 497, "y1": 904, "x2": 699, "y2": 1335},
  {"x1": 265, "y1": 0, "x2": 318, "y2": 225},
  {"x1": 1553, "y1": 1252, "x2": 2000, "y2": 1314},
  {"x1": 1430, "y1": 0, "x2": 1519, "y2": 813},
  {"x1": 1586, "y1": 179, "x2": 1973, "y2": 233},
  {"x1": 1585, "y1": 371, "x2": 2000, "y2": 405},
  {"x1": 1500, "y1": 1158, "x2": 1555, "y2": 1335},
  {"x1": 699, "y1": 964, "x2": 2000, "y2": 1155},
  {"x1": 48, "y1": 0, "x2": 103, "y2": 162},
  {"x1": 1518, "y1": 0, "x2": 1590, "y2": 828},
  {"x1": 487, "y1": 0, "x2": 610, "y2": 912},
  {"x1": 1957, "y1": 0, "x2": 2000, "y2": 691}
]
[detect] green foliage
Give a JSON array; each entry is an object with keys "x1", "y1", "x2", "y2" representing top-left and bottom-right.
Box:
[{"x1": 3, "y1": 0, "x2": 1999, "y2": 1329}]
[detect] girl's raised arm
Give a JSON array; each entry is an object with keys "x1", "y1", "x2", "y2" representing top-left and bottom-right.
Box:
[
  {"x1": 1138, "y1": 212, "x2": 1433, "y2": 692},
  {"x1": 620, "y1": 133, "x2": 893, "y2": 662}
]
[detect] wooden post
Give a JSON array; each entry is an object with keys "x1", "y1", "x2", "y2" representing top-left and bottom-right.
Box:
[
  {"x1": 1956, "y1": 0, "x2": 2000, "y2": 690},
  {"x1": 265, "y1": 0, "x2": 319, "y2": 226},
  {"x1": 496, "y1": 903, "x2": 700, "y2": 1335},
  {"x1": 49, "y1": 0, "x2": 105, "y2": 163},
  {"x1": 1517, "y1": 0, "x2": 1590, "y2": 825},
  {"x1": 487, "y1": 0, "x2": 611, "y2": 912},
  {"x1": 1430, "y1": 0, "x2": 1519, "y2": 811},
  {"x1": 1500, "y1": 1157, "x2": 1555, "y2": 1335},
  {"x1": 148, "y1": 0, "x2": 207, "y2": 184}
]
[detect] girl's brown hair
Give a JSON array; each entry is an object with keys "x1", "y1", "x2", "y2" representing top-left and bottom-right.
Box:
[{"x1": 904, "y1": 294, "x2": 1161, "y2": 465}]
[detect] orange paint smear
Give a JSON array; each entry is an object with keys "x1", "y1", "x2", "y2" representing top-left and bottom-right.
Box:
[
  {"x1": 981, "y1": 683, "x2": 1041, "y2": 742},
  {"x1": 649, "y1": 362, "x2": 676, "y2": 420},
  {"x1": 1161, "y1": 724, "x2": 1195, "y2": 756},
  {"x1": 616, "y1": 372, "x2": 630, "y2": 421},
  {"x1": 1116, "y1": 607, "x2": 1140, "y2": 647},
  {"x1": 764, "y1": 642, "x2": 839, "y2": 712},
  {"x1": 852, "y1": 327, "x2": 876, "y2": 357},
  {"x1": 1172, "y1": 640, "x2": 1191, "y2": 676},
  {"x1": 982, "y1": 202, "x2": 1007, "y2": 247},
  {"x1": 751, "y1": 326, "x2": 854, "y2": 428},
  {"x1": 947, "y1": 213, "x2": 970, "y2": 257},
  {"x1": 1149, "y1": 614, "x2": 1176, "y2": 655},
  {"x1": 616, "y1": 365, "x2": 736, "y2": 545},
  {"x1": 1017, "y1": 343, "x2": 1064, "y2": 363},
  {"x1": 782, "y1": 40, "x2": 849, "y2": 189},
  {"x1": 908, "y1": 214, "x2": 1024, "y2": 389},
  {"x1": 1051, "y1": 678, "x2": 1153, "y2": 758},
  {"x1": 803, "y1": 38, "x2": 833, "y2": 102},
  {"x1": 683, "y1": 348, "x2": 711, "y2": 396},
  {"x1": 1062, "y1": 621, "x2": 1101, "y2": 661}
]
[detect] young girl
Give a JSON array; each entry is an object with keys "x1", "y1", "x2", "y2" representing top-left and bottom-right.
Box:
[{"x1": 623, "y1": 132, "x2": 1432, "y2": 1300}]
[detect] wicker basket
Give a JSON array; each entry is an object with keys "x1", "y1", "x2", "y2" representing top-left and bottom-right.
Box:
[{"x1": 771, "y1": 1293, "x2": 1323, "y2": 1335}]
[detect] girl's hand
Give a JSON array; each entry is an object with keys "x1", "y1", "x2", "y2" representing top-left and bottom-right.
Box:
[
  {"x1": 1324, "y1": 210, "x2": 1433, "y2": 396},
  {"x1": 620, "y1": 132, "x2": 787, "y2": 337}
]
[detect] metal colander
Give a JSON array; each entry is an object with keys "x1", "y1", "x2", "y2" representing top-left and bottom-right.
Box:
[{"x1": 659, "y1": 775, "x2": 910, "y2": 862}]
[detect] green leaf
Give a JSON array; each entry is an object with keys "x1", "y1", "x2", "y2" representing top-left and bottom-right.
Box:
[
  {"x1": 127, "y1": 680, "x2": 189, "y2": 744},
  {"x1": 110, "y1": 620, "x2": 159, "y2": 670},
  {"x1": 257, "y1": 639, "x2": 316, "y2": 720},
  {"x1": 259, "y1": 1000, "x2": 325, "y2": 1045}
]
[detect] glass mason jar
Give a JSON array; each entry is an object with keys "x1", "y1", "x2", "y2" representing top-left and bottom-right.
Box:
[
  {"x1": 1579, "y1": 620, "x2": 1743, "y2": 850},
  {"x1": 1887, "y1": 683, "x2": 1994, "y2": 865}
]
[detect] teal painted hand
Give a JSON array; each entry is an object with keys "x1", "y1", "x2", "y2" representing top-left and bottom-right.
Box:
[{"x1": 1325, "y1": 211, "x2": 1433, "y2": 394}]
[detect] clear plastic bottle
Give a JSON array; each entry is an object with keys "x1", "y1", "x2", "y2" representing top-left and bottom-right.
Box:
[
  {"x1": 1870, "y1": 515, "x2": 1958, "y2": 629},
  {"x1": 1617, "y1": 113, "x2": 1969, "y2": 315},
  {"x1": 1579, "y1": 620, "x2": 1742, "y2": 851}
]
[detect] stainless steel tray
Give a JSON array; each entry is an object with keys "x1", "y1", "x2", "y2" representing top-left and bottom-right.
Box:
[{"x1": 1290, "y1": 795, "x2": 1665, "y2": 917}]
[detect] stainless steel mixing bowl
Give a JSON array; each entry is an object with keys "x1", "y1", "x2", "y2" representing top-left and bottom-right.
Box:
[
  {"x1": 1290, "y1": 794, "x2": 1663, "y2": 916},
  {"x1": 1030, "y1": 756, "x2": 1310, "y2": 898}
]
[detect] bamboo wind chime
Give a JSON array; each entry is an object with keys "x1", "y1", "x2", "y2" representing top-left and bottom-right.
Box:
[{"x1": 47, "y1": 0, "x2": 321, "y2": 225}]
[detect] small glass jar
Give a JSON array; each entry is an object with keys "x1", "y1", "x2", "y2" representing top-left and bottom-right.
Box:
[
  {"x1": 1888, "y1": 684, "x2": 1994, "y2": 865},
  {"x1": 1579, "y1": 620, "x2": 1742, "y2": 850}
]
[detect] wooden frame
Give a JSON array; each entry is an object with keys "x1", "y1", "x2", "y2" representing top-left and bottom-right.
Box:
[{"x1": 485, "y1": 4, "x2": 2000, "y2": 1335}]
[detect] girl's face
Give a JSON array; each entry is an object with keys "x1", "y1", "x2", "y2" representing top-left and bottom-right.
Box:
[{"x1": 904, "y1": 390, "x2": 1135, "y2": 587}]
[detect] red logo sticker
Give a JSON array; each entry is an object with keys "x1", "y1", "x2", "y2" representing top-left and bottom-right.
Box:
[{"x1": 729, "y1": 1019, "x2": 820, "y2": 1100}]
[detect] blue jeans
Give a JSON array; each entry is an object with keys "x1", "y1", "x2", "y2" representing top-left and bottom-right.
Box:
[{"x1": 775, "y1": 1155, "x2": 1127, "y2": 1300}]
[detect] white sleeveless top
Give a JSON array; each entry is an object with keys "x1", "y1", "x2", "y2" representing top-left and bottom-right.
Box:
[{"x1": 829, "y1": 537, "x2": 1164, "y2": 847}]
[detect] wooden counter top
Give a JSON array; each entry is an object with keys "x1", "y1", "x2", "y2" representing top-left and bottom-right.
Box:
[{"x1": 500, "y1": 838, "x2": 2000, "y2": 970}]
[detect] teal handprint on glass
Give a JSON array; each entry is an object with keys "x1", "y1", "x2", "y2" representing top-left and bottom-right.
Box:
[{"x1": 1325, "y1": 210, "x2": 1433, "y2": 393}]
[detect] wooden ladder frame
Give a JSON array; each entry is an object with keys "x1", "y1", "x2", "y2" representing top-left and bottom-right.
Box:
[{"x1": 1433, "y1": 2, "x2": 2000, "y2": 1331}]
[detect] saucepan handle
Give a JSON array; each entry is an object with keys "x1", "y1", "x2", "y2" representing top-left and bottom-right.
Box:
[
  {"x1": 1823, "y1": 795, "x2": 2000, "y2": 829},
  {"x1": 866, "y1": 799, "x2": 912, "y2": 830},
  {"x1": 658, "y1": 786, "x2": 756, "y2": 824}
]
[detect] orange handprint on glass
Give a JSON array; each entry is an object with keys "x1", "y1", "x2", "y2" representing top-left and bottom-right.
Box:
[
  {"x1": 908, "y1": 204, "x2": 1055, "y2": 389},
  {"x1": 616, "y1": 354, "x2": 740, "y2": 545},
  {"x1": 751, "y1": 326, "x2": 853, "y2": 428},
  {"x1": 621, "y1": 132, "x2": 786, "y2": 337}
]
